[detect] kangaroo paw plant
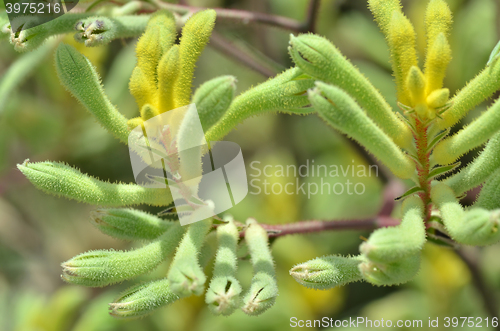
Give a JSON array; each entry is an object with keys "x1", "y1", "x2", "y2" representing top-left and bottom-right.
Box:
[
  {"x1": 16, "y1": 8, "x2": 311, "y2": 318},
  {"x1": 288, "y1": 0, "x2": 500, "y2": 288},
  {"x1": 13, "y1": 0, "x2": 500, "y2": 319}
]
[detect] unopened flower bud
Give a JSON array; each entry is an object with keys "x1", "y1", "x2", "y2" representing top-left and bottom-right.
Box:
[
  {"x1": 55, "y1": 43, "x2": 129, "y2": 142},
  {"x1": 360, "y1": 196, "x2": 425, "y2": 263},
  {"x1": 167, "y1": 219, "x2": 213, "y2": 297},
  {"x1": 90, "y1": 208, "x2": 173, "y2": 241},
  {"x1": 206, "y1": 220, "x2": 242, "y2": 315},
  {"x1": 290, "y1": 255, "x2": 363, "y2": 290},
  {"x1": 193, "y1": 76, "x2": 237, "y2": 131},
  {"x1": 241, "y1": 219, "x2": 278, "y2": 316},
  {"x1": 62, "y1": 223, "x2": 185, "y2": 287},
  {"x1": 309, "y1": 82, "x2": 415, "y2": 179},
  {"x1": 109, "y1": 279, "x2": 179, "y2": 318},
  {"x1": 359, "y1": 252, "x2": 421, "y2": 286},
  {"x1": 288, "y1": 33, "x2": 412, "y2": 148},
  {"x1": 17, "y1": 160, "x2": 172, "y2": 207}
]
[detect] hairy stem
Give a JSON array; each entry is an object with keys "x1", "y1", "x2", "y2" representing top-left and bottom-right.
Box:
[{"x1": 414, "y1": 118, "x2": 432, "y2": 220}]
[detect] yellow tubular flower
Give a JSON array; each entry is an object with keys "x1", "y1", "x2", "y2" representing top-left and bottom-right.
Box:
[
  {"x1": 387, "y1": 11, "x2": 419, "y2": 106},
  {"x1": 129, "y1": 11, "x2": 177, "y2": 115},
  {"x1": 425, "y1": 33, "x2": 452, "y2": 96},
  {"x1": 174, "y1": 10, "x2": 216, "y2": 108},
  {"x1": 424, "y1": 0, "x2": 452, "y2": 49},
  {"x1": 129, "y1": 67, "x2": 157, "y2": 110},
  {"x1": 158, "y1": 45, "x2": 180, "y2": 114},
  {"x1": 368, "y1": 0, "x2": 403, "y2": 35}
]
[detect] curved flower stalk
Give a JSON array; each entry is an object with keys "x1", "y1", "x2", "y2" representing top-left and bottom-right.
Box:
[{"x1": 289, "y1": 0, "x2": 500, "y2": 289}]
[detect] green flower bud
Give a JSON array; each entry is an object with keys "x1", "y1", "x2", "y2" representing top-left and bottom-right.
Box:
[
  {"x1": 205, "y1": 67, "x2": 314, "y2": 143},
  {"x1": 461, "y1": 208, "x2": 500, "y2": 246},
  {"x1": 359, "y1": 252, "x2": 421, "y2": 286},
  {"x1": 61, "y1": 223, "x2": 185, "y2": 287},
  {"x1": 206, "y1": 220, "x2": 242, "y2": 315},
  {"x1": 54, "y1": 43, "x2": 129, "y2": 143},
  {"x1": 288, "y1": 33, "x2": 412, "y2": 148},
  {"x1": 8, "y1": 13, "x2": 90, "y2": 52},
  {"x1": 241, "y1": 219, "x2": 278, "y2": 316},
  {"x1": 74, "y1": 16, "x2": 149, "y2": 47},
  {"x1": 432, "y1": 183, "x2": 500, "y2": 246},
  {"x1": 309, "y1": 82, "x2": 415, "y2": 179},
  {"x1": 476, "y1": 168, "x2": 500, "y2": 210},
  {"x1": 289, "y1": 255, "x2": 363, "y2": 290},
  {"x1": 434, "y1": 97, "x2": 500, "y2": 165},
  {"x1": 17, "y1": 160, "x2": 173, "y2": 207},
  {"x1": 90, "y1": 208, "x2": 173, "y2": 241},
  {"x1": 444, "y1": 131, "x2": 500, "y2": 195},
  {"x1": 167, "y1": 219, "x2": 213, "y2": 297},
  {"x1": 199, "y1": 230, "x2": 218, "y2": 269},
  {"x1": 360, "y1": 196, "x2": 425, "y2": 263},
  {"x1": 438, "y1": 47, "x2": 500, "y2": 130},
  {"x1": 109, "y1": 279, "x2": 179, "y2": 319},
  {"x1": 192, "y1": 76, "x2": 237, "y2": 132}
]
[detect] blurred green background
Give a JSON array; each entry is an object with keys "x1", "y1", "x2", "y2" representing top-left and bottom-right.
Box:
[{"x1": 1, "y1": 0, "x2": 500, "y2": 330}]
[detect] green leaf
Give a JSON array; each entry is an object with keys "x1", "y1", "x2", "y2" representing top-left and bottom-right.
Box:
[
  {"x1": 428, "y1": 162, "x2": 460, "y2": 180},
  {"x1": 427, "y1": 128, "x2": 450, "y2": 152},
  {"x1": 395, "y1": 186, "x2": 424, "y2": 201}
]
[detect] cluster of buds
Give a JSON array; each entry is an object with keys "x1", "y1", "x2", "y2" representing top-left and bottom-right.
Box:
[
  {"x1": 16, "y1": 8, "x2": 316, "y2": 318},
  {"x1": 289, "y1": 0, "x2": 500, "y2": 289},
  {"x1": 15, "y1": 0, "x2": 500, "y2": 318}
]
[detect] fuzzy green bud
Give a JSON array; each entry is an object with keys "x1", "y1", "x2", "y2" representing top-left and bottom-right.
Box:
[
  {"x1": 193, "y1": 76, "x2": 237, "y2": 132},
  {"x1": 8, "y1": 13, "x2": 91, "y2": 52},
  {"x1": 54, "y1": 43, "x2": 129, "y2": 143},
  {"x1": 288, "y1": 33, "x2": 412, "y2": 148},
  {"x1": 205, "y1": 67, "x2": 314, "y2": 143},
  {"x1": 359, "y1": 252, "x2": 421, "y2": 286},
  {"x1": 241, "y1": 219, "x2": 278, "y2": 316},
  {"x1": 74, "y1": 15, "x2": 149, "y2": 47},
  {"x1": 432, "y1": 183, "x2": 500, "y2": 246},
  {"x1": 360, "y1": 196, "x2": 425, "y2": 263},
  {"x1": 434, "y1": 97, "x2": 500, "y2": 165},
  {"x1": 17, "y1": 160, "x2": 172, "y2": 207},
  {"x1": 61, "y1": 223, "x2": 185, "y2": 287},
  {"x1": 290, "y1": 255, "x2": 363, "y2": 290},
  {"x1": 206, "y1": 220, "x2": 242, "y2": 315},
  {"x1": 476, "y1": 168, "x2": 500, "y2": 210},
  {"x1": 167, "y1": 219, "x2": 213, "y2": 297},
  {"x1": 309, "y1": 82, "x2": 415, "y2": 179},
  {"x1": 443, "y1": 131, "x2": 500, "y2": 195},
  {"x1": 438, "y1": 51, "x2": 500, "y2": 129},
  {"x1": 90, "y1": 208, "x2": 173, "y2": 241},
  {"x1": 109, "y1": 279, "x2": 179, "y2": 319}
]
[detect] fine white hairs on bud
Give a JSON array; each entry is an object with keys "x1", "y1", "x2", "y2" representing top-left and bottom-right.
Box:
[{"x1": 241, "y1": 219, "x2": 278, "y2": 316}]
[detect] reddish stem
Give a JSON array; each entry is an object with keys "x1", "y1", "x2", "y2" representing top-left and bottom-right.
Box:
[
  {"x1": 237, "y1": 216, "x2": 401, "y2": 238},
  {"x1": 413, "y1": 118, "x2": 432, "y2": 221}
]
